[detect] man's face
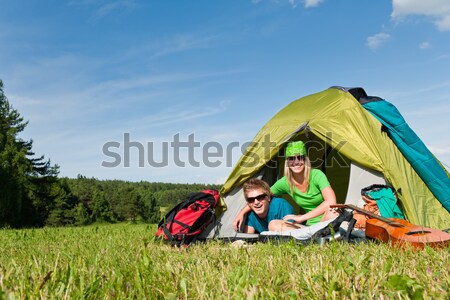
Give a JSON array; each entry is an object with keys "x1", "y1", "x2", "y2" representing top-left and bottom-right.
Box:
[{"x1": 246, "y1": 188, "x2": 270, "y2": 219}]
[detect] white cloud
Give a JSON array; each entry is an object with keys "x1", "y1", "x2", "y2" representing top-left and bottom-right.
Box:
[
  {"x1": 68, "y1": 0, "x2": 137, "y2": 17},
  {"x1": 303, "y1": 0, "x2": 323, "y2": 8},
  {"x1": 130, "y1": 100, "x2": 230, "y2": 130},
  {"x1": 96, "y1": 0, "x2": 136, "y2": 17},
  {"x1": 392, "y1": 0, "x2": 450, "y2": 31},
  {"x1": 252, "y1": 0, "x2": 323, "y2": 8},
  {"x1": 419, "y1": 41, "x2": 431, "y2": 49},
  {"x1": 288, "y1": 0, "x2": 301, "y2": 8},
  {"x1": 366, "y1": 32, "x2": 390, "y2": 49},
  {"x1": 436, "y1": 14, "x2": 450, "y2": 31},
  {"x1": 214, "y1": 176, "x2": 228, "y2": 185},
  {"x1": 405, "y1": 103, "x2": 450, "y2": 117},
  {"x1": 151, "y1": 34, "x2": 218, "y2": 58},
  {"x1": 429, "y1": 146, "x2": 450, "y2": 155},
  {"x1": 287, "y1": 0, "x2": 323, "y2": 8}
]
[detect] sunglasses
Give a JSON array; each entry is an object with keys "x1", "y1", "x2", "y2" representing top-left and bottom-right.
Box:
[
  {"x1": 287, "y1": 155, "x2": 305, "y2": 164},
  {"x1": 245, "y1": 193, "x2": 267, "y2": 203}
]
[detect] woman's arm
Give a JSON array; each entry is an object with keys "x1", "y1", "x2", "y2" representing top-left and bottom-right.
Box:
[
  {"x1": 283, "y1": 186, "x2": 336, "y2": 223},
  {"x1": 232, "y1": 205, "x2": 252, "y2": 232}
]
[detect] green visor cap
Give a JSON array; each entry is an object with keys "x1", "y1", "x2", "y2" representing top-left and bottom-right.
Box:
[{"x1": 285, "y1": 141, "x2": 306, "y2": 157}]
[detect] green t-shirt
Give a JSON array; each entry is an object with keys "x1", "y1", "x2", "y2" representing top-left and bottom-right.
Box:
[{"x1": 270, "y1": 169, "x2": 330, "y2": 225}]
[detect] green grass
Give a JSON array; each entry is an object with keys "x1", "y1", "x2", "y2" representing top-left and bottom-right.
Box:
[
  {"x1": 160, "y1": 206, "x2": 169, "y2": 215},
  {"x1": 0, "y1": 224, "x2": 448, "y2": 299}
]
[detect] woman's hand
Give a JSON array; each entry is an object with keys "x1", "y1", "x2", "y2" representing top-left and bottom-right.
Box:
[{"x1": 282, "y1": 214, "x2": 305, "y2": 224}]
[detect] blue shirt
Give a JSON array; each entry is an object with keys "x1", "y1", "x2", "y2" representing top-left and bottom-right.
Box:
[{"x1": 246, "y1": 197, "x2": 294, "y2": 233}]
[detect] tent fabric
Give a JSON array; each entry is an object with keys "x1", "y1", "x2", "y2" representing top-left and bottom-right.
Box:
[
  {"x1": 362, "y1": 99, "x2": 450, "y2": 212},
  {"x1": 344, "y1": 162, "x2": 386, "y2": 207},
  {"x1": 218, "y1": 87, "x2": 450, "y2": 230}
]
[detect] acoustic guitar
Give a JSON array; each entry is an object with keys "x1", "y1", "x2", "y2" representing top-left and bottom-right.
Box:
[{"x1": 331, "y1": 204, "x2": 450, "y2": 249}]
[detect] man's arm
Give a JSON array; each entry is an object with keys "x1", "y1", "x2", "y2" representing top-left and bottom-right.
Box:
[
  {"x1": 241, "y1": 225, "x2": 255, "y2": 233},
  {"x1": 233, "y1": 205, "x2": 252, "y2": 232}
]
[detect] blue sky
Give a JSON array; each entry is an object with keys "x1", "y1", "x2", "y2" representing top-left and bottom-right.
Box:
[{"x1": 1, "y1": 0, "x2": 449, "y2": 183}]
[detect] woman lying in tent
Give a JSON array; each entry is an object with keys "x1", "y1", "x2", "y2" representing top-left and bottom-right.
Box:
[{"x1": 233, "y1": 141, "x2": 338, "y2": 231}]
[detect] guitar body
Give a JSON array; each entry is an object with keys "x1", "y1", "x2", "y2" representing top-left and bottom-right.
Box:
[
  {"x1": 366, "y1": 218, "x2": 450, "y2": 249},
  {"x1": 331, "y1": 204, "x2": 450, "y2": 249}
]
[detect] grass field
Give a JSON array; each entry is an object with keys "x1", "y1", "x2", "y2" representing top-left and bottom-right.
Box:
[{"x1": 0, "y1": 223, "x2": 448, "y2": 299}]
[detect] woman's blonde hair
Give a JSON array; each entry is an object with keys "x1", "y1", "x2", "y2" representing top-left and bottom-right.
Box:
[{"x1": 284, "y1": 156, "x2": 312, "y2": 194}]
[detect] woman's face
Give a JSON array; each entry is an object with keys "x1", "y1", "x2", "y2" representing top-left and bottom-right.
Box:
[{"x1": 287, "y1": 155, "x2": 305, "y2": 174}]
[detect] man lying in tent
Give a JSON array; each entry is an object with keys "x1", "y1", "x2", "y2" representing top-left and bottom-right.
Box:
[
  {"x1": 234, "y1": 141, "x2": 338, "y2": 231},
  {"x1": 241, "y1": 178, "x2": 298, "y2": 233}
]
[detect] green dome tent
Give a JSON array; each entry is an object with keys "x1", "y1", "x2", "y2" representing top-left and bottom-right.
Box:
[{"x1": 205, "y1": 87, "x2": 450, "y2": 239}]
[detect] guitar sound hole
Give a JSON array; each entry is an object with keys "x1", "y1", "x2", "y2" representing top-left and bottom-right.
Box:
[{"x1": 405, "y1": 230, "x2": 431, "y2": 235}]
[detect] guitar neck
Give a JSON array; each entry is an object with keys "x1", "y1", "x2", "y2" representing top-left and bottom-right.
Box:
[{"x1": 331, "y1": 204, "x2": 404, "y2": 227}]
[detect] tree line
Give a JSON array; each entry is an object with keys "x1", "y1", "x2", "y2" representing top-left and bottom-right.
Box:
[
  {"x1": 0, "y1": 79, "x2": 221, "y2": 228},
  {"x1": 52, "y1": 176, "x2": 221, "y2": 227}
]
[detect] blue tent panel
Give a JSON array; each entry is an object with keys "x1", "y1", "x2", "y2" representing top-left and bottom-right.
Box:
[{"x1": 362, "y1": 99, "x2": 450, "y2": 212}]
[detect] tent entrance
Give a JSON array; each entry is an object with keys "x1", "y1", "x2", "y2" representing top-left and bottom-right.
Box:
[
  {"x1": 261, "y1": 132, "x2": 386, "y2": 208},
  {"x1": 258, "y1": 132, "x2": 353, "y2": 206}
]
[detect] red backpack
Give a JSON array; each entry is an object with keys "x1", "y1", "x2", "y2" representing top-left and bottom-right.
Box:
[{"x1": 156, "y1": 189, "x2": 219, "y2": 246}]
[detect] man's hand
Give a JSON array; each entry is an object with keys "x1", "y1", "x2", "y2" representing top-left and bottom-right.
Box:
[
  {"x1": 233, "y1": 213, "x2": 245, "y2": 232},
  {"x1": 233, "y1": 205, "x2": 252, "y2": 232}
]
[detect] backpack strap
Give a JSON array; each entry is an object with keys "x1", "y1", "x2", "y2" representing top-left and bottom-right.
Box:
[
  {"x1": 173, "y1": 219, "x2": 192, "y2": 229},
  {"x1": 180, "y1": 191, "x2": 217, "y2": 209},
  {"x1": 162, "y1": 226, "x2": 174, "y2": 241},
  {"x1": 344, "y1": 218, "x2": 357, "y2": 242},
  {"x1": 311, "y1": 209, "x2": 355, "y2": 240}
]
